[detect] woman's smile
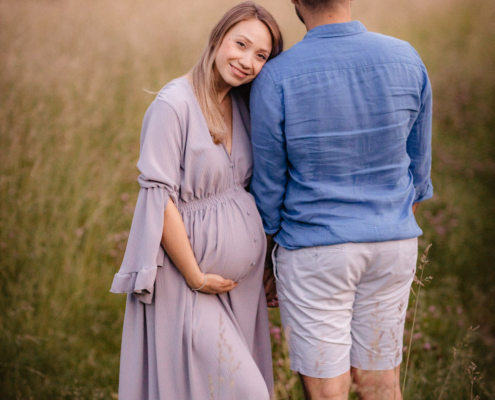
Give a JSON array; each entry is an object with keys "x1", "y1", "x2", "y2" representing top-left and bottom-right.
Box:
[{"x1": 230, "y1": 63, "x2": 249, "y2": 79}]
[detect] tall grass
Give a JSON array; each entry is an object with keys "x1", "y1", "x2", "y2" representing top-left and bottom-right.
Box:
[{"x1": 1, "y1": 0, "x2": 494, "y2": 398}]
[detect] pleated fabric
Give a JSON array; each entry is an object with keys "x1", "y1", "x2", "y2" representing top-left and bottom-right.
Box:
[{"x1": 112, "y1": 77, "x2": 274, "y2": 399}]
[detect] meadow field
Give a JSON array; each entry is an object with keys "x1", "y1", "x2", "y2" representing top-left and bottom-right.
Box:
[{"x1": 1, "y1": 0, "x2": 494, "y2": 398}]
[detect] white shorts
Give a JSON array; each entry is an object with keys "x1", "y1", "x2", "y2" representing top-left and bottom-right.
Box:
[{"x1": 273, "y1": 238, "x2": 417, "y2": 378}]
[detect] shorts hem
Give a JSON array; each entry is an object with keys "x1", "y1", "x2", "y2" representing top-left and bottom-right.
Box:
[
  {"x1": 290, "y1": 356, "x2": 350, "y2": 379},
  {"x1": 350, "y1": 352, "x2": 403, "y2": 371}
]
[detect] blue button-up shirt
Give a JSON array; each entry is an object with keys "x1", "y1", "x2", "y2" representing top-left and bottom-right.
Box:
[{"x1": 250, "y1": 21, "x2": 433, "y2": 250}]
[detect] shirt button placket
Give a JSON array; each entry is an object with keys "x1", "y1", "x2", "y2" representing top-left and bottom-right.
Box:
[{"x1": 230, "y1": 162, "x2": 239, "y2": 191}]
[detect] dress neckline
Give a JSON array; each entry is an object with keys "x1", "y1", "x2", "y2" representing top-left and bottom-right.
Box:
[{"x1": 179, "y1": 76, "x2": 236, "y2": 160}]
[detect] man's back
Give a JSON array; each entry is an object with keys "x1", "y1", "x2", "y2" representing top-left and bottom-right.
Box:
[{"x1": 250, "y1": 21, "x2": 433, "y2": 249}]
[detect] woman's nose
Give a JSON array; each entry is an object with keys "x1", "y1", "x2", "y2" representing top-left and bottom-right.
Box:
[{"x1": 238, "y1": 53, "x2": 252, "y2": 70}]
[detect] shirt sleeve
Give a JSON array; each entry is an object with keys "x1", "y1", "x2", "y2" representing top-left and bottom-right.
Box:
[
  {"x1": 250, "y1": 68, "x2": 288, "y2": 235},
  {"x1": 407, "y1": 66, "x2": 433, "y2": 203},
  {"x1": 110, "y1": 99, "x2": 183, "y2": 303}
]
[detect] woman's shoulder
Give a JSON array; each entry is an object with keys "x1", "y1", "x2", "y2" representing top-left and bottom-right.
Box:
[
  {"x1": 140, "y1": 78, "x2": 192, "y2": 146},
  {"x1": 154, "y1": 76, "x2": 194, "y2": 113}
]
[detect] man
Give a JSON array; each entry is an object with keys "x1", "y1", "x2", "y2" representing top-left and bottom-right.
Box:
[{"x1": 250, "y1": 0, "x2": 433, "y2": 399}]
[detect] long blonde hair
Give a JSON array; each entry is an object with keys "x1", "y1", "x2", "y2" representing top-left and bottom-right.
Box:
[{"x1": 191, "y1": 1, "x2": 283, "y2": 144}]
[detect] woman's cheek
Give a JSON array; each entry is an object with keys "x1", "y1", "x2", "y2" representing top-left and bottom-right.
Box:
[{"x1": 253, "y1": 63, "x2": 264, "y2": 78}]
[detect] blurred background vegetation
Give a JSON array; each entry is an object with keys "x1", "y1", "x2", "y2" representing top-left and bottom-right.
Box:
[{"x1": 1, "y1": 0, "x2": 494, "y2": 398}]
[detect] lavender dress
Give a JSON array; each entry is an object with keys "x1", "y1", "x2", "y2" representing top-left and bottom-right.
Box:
[{"x1": 110, "y1": 77, "x2": 273, "y2": 399}]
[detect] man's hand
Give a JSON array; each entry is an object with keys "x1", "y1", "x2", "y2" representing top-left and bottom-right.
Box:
[
  {"x1": 264, "y1": 233, "x2": 279, "y2": 308},
  {"x1": 412, "y1": 202, "x2": 419, "y2": 214},
  {"x1": 263, "y1": 261, "x2": 279, "y2": 307}
]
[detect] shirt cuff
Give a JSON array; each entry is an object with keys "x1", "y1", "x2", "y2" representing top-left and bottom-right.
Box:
[
  {"x1": 414, "y1": 180, "x2": 434, "y2": 203},
  {"x1": 264, "y1": 226, "x2": 280, "y2": 235}
]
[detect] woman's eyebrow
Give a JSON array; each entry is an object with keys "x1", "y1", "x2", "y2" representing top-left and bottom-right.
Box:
[
  {"x1": 236, "y1": 35, "x2": 270, "y2": 54},
  {"x1": 236, "y1": 34, "x2": 253, "y2": 44}
]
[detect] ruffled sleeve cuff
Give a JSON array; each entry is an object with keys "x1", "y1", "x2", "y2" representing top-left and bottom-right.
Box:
[
  {"x1": 110, "y1": 266, "x2": 158, "y2": 294},
  {"x1": 110, "y1": 267, "x2": 157, "y2": 305},
  {"x1": 110, "y1": 185, "x2": 176, "y2": 304}
]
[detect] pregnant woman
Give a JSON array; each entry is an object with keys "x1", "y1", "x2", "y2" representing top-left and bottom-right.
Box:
[{"x1": 110, "y1": 2, "x2": 283, "y2": 399}]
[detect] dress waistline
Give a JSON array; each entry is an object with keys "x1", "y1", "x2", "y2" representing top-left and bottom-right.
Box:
[{"x1": 177, "y1": 186, "x2": 242, "y2": 213}]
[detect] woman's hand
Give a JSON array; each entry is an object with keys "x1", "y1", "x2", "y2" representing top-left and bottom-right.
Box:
[
  {"x1": 197, "y1": 273, "x2": 237, "y2": 294},
  {"x1": 188, "y1": 272, "x2": 237, "y2": 294}
]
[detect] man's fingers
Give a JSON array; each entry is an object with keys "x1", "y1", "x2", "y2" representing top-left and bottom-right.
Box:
[
  {"x1": 264, "y1": 280, "x2": 272, "y2": 294},
  {"x1": 266, "y1": 286, "x2": 277, "y2": 302},
  {"x1": 263, "y1": 269, "x2": 273, "y2": 286},
  {"x1": 267, "y1": 300, "x2": 279, "y2": 308}
]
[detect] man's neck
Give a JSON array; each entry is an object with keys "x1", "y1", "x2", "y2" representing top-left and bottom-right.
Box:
[{"x1": 303, "y1": 7, "x2": 352, "y2": 32}]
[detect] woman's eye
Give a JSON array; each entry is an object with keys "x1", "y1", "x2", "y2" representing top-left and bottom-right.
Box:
[
  {"x1": 236, "y1": 41, "x2": 246, "y2": 48},
  {"x1": 258, "y1": 54, "x2": 267, "y2": 61}
]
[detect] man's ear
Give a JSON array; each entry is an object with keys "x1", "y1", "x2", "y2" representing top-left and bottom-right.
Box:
[{"x1": 291, "y1": 0, "x2": 300, "y2": 5}]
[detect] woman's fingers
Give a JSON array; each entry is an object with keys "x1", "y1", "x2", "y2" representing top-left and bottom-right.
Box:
[
  {"x1": 199, "y1": 274, "x2": 237, "y2": 294},
  {"x1": 221, "y1": 278, "x2": 237, "y2": 293},
  {"x1": 222, "y1": 278, "x2": 235, "y2": 287}
]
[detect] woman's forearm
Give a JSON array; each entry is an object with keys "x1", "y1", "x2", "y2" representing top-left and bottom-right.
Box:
[{"x1": 161, "y1": 198, "x2": 204, "y2": 289}]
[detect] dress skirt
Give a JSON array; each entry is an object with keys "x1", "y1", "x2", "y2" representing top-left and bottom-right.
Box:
[{"x1": 118, "y1": 253, "x2": 273, "y2": 400}]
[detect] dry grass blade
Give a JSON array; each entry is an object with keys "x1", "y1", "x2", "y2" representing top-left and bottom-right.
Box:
[
  {"x1": 438, "y1": 325, "x2": 480, "y2": 400},
  {"x1": 402, "y1": 244, "x2": 432, "y2": 393}
]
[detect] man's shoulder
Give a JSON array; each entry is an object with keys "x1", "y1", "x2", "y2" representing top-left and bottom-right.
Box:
[
  {"x1": 363, "y1": 31, "x2": 423, "y2": 63},
  {"x1": 261, "y1": 42, "x2": 308, "y2": 83},
  {"x1": 364, "y1": 31, "x2": 410, "y2": 46},
  {"x1": 262, "y1": 31, "x2": 425, "y2": 84}
]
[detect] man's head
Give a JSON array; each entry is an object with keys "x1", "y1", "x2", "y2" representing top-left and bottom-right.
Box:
[
  {"x1": 291, "y1": 0, "x2": 351, "y2": 25},
  {"x1": 300, "y1": 0, "x2": 346, "y2": 11}
]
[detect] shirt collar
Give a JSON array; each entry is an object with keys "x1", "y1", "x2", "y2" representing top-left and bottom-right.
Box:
[{"x1": 304, "y1": 20, "x2": 367, "y2": 40}]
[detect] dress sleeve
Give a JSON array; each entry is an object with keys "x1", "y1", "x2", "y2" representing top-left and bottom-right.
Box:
[{"x1": 110, "y1": 99, "x2": 183, "y2": 303}]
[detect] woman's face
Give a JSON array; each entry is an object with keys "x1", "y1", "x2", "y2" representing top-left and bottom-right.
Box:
[{"x1": 214, "y1": 19, "x2": 272, "y2": 88}]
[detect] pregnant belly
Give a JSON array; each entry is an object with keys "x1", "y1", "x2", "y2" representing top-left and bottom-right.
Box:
[{"x1": 185, "y1": 192, "x2": 266, "y2": 282}]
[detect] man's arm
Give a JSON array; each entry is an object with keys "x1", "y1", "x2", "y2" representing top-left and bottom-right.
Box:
[
  {"x1": 250, "y1": 67, "x2": 288, "y2": 235},
  {"x1": 250, "y1": 67, "x2": 287, "y2": 307},
  {"x1": 407, "y1": 65, "x2": 434, "y2": 206}
]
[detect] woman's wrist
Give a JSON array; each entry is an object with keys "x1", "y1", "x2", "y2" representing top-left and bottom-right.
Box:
[
  {"x1": 190, "y1": 273, "x2": 207, "y2": 291},
  {"x1": 186, "y1": 269, "x2": 205, "y2": 289}
]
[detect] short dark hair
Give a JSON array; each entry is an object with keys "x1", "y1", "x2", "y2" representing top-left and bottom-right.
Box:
[{"x1": 300, "y1": 0, "x2": 343, "y2": 11}]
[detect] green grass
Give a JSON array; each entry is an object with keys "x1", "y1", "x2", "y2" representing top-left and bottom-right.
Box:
[{"x1": 1, "y1": 0, "x2": 494, "y2": 398}]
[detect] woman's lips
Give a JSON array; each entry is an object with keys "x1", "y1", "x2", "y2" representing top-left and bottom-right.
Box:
[{"x1": 230, "y1": 63, "x2": 248, "y2": 79}]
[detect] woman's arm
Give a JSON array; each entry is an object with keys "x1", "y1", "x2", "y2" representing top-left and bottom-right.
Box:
[{"x1": 161, "y1": 199, "x2": 237, "y2": 294}]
